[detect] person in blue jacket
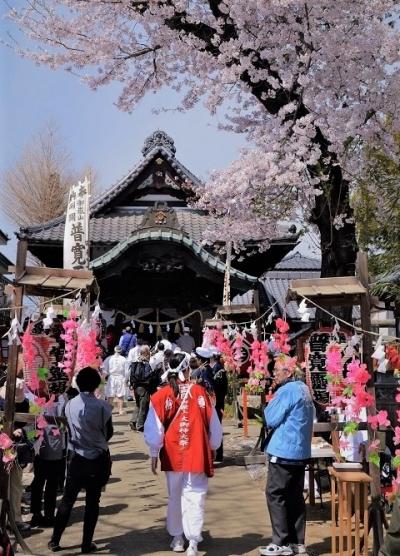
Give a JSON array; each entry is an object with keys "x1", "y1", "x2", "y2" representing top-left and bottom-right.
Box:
[
  {"x1": 118, "y1": 326, "x2": 137, "y2": 356},
  {"x1": 260, "y1": 356, "x2": 314, "y2": 556}
]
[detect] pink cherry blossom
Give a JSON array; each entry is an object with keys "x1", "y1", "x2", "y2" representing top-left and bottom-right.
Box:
[{"x1": 7, "y1": 1, "x2": 400, "y2": 276}]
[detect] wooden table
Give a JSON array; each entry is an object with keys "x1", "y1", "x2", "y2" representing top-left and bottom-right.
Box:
[
  {"x1": 329, "y1": 466, "x2": 371, "y2": 556},
  {"x1": 308, "y1": 444, "x2": 335, "y2": 506}
]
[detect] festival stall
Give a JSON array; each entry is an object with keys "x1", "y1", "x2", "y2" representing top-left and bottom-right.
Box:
[{"x1": 0, "y1": 238, "x2": 98, "y2": 551}]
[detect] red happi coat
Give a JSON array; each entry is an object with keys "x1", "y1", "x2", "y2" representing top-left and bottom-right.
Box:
[{"x1": 150, "y1": 382, "x2": 215, "y2": 477}]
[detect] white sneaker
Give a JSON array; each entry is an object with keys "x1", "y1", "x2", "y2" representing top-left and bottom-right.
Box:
[
  {"x1": 259, "y1": 545, "x2": 293, "y2": 555},
  {"x1": 170, "y1": 535, "x2": 185, "y2": 553},
  {"x1": 186, "y1": 541, "x2": 198, "y2": 556},
  {"x1": 290, "y1": 545, "x2": 307, "y2": 554}
]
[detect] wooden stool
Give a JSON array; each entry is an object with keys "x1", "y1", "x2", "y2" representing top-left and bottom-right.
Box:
[{"x1": 328, "y1": 467, "x2": 372, "y2": 556}]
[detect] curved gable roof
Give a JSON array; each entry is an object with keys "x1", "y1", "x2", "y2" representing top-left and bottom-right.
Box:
[{"x1": 90, "y1": 228, "x2": 258, "y2": 286}]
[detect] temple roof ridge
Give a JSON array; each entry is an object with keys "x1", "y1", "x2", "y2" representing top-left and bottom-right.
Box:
[
  {"x1": 19, "y1": 131, "x2": 204, "y2": 234},
  {"x1": 142, "y1": 130, "x2": 176, "y2": 157}
]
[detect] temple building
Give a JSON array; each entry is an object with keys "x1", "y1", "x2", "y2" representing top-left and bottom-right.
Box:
[{"x1": 18, "y1": 131, "x2": 298, "y2": 337}]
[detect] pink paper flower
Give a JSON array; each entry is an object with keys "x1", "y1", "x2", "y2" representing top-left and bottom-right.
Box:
[
  {"x1": 36, "y1": 414, "x2": 48, "y2": 430},
  {"x1": 368, "y1": 410, "x2": 390, "y2": 430},
  {"x1": 367, "y1": 439, "x2": 381, "y2": 453},
  {"x1": 2, "y1": 449, "x2": 16, "y2": 464},
  {"x1": 0, "y1": 432, "x2": 13, "y2": 450},
  {"x1": 393, "y1": 427, "x2": 400, "y2": 446}
]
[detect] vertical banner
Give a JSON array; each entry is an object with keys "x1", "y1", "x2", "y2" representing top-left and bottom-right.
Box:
[{"x1": 64, "y1": 177, "x2": 91, "y2": 270}]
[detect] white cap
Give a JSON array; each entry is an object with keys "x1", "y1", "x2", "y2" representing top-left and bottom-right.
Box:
[
  {"x1": 183, "y1": 327, "x2": 190, "y2": 332},
  {"x1": 195, "y1": 347, "x2": 213, "y2": 359}
]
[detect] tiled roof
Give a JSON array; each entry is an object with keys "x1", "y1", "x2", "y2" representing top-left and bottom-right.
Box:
[
  {"x1": 0, "y1": 252, "x2": 13, "y2": 274},
  {"x1": 259, "y1": 251, "x2": 322, "y2": 318},
  {"x1": 262, "y1": 269, "x2": 360, "y2": 321},
  {"x1": 21, "y1": 211, "x2": 213, "y2": 244},
  {"x1": 274, "y1": 251, "x2": 321, "y2": 271},
  {"x1": 232, "y1": 291, "x2": 254, "y2": 305},
  {"x1": 262, "y1": 274, "x2": 319, "y2": 320},
  {"x1": 90, "y1": 146, "x2": 203, "y2": 214},
  {"x1": 90, "y1": 229, "x2": 258, "y2": 285},
  {"x1": 0, "y1": 229, "x2": 9, "y2": 246}
]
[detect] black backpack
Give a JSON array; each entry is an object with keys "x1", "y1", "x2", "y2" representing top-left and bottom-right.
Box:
[{"x1": 129, "y1": 361, "x2": 153, "y2": 387}]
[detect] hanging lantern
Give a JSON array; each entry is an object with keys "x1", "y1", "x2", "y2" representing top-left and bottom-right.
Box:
[
  {"x1": 156, "y1": 324, "x2": 162, "y2": 337},
  {"x1": 139, "y1": 323, "x2": 145, "y2": 334},
  {"x1": 174, "y1": 322, "x2": 180, "y2": 334}
]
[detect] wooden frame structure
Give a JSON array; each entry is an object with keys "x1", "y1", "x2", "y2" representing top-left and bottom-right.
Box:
[{"x1": 0, "y1": 239, "x2": 95, "y2": 551}]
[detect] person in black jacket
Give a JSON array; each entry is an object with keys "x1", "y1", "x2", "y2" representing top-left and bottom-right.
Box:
[
  {"x1": 209, "y1": 351, "x2": 228, "y2": 463},
  {"x1": 128, "y1": 345, "x2": 155, "y2": 432}
]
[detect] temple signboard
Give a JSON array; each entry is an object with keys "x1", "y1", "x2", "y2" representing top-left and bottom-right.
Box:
[{"x1": 63, "y1": 177, "x2": 90, "y2": 270}]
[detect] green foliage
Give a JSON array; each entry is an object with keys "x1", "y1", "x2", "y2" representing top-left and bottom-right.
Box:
[
  {"x1": 29, "y1": 403, "x2": 41, "y2": 416},
  {"x1": 342, "y1": 386, "x2": 354, "y2": 397},
  {"x1": 37, "y1": 367, "x2": 49, "y2": 380},
  {"x1": 369, "y1": 451, "x2": 380, "y2": 467},
  {"x1": 352, "y1": 136, "x2": 400, "y2": 284},
  {"x1": 392, "y1": 456, "x2": 400, "y2": 469},
  {"x1": 26, "y1": 430, "x2": 38, "y2": 442}
]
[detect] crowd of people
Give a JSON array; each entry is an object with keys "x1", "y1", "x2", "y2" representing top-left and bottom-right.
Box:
[{"x1": 3, "y1": 323, "x2": 317, "y2": 556}]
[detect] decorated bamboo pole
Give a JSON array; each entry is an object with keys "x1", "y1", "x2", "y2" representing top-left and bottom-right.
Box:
[
  {"x1": 357, "y1": 251, "x2": 384, "y2": 554},
  {"x1": 0, "y1": 239, "x2": 27, "y2": 498}
]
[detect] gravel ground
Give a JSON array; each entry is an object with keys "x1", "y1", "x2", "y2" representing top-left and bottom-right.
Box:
[{"x1": 16, "y1": 412, "x2": 339, "y2": 555}]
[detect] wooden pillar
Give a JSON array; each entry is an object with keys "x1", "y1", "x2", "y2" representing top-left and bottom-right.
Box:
[
  {"x1": 253, "y1": 284, "x2": 262, "y2": 337},
  {"x1": 357, "y1": 251, "x2": 384, "y2": 554},
  {"x1": 191, "y1": 310, "x2": 202, "y2": 346},
  {"x1": 0, "y1": 239, "x2": 27, "y2": 499}
]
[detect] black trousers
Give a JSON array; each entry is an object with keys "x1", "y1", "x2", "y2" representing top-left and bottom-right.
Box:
[
  {"x1": 266, "y1": 461, "x2": 306, "y2": 546},
  {"x1": 30, "y1": 457, "x2": 65, "y2": 518},
  {"x1": 132, "y1": 386, "x2": 150, "y2": 430},
  {"x1": 51, "y1": 452, "x2": 108, "y2": 549}
]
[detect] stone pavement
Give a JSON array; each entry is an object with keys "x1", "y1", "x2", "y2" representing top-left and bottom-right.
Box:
[{"x1": 20, "y1": 414, "x2": 332, "y2": 556}]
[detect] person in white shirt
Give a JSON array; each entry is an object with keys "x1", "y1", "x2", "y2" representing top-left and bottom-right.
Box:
[
  {"x1": 159, "y1": 332, "x2": 172, "y2": 351},
  {"x1": 150, "y1": 342, "x2": 165, "y2": 371},
  {"x1": 103, "y1": 346, "x2": 127, "y2": 414},
  {"x1": 176, "y1": 327, "x2": 195, "y2": 354},
  {"x1": 127, "y1": 338, "x2": 147, "y2": 366}
]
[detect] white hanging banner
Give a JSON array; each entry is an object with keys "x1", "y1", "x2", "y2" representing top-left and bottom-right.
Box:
[{"x1": 63, "y1": 177, "x2": 91, "y2": 270}]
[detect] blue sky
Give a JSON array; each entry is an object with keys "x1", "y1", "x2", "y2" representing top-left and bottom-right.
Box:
[{"x1": 0, "y1": 9, "x2": 248, "y2": 261}]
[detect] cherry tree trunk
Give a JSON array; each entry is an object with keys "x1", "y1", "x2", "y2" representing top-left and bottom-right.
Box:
[{"x1": 310, "y1": 169, "x2": 358, "y2": 322}]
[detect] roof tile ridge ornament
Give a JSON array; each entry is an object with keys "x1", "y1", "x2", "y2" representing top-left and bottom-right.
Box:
[
  {"x1": 142, "y1": 130, "x2": 176, "y2": 158},
  {"x1": 139, "y1": 202, "x2": 180, "y2": 230}
]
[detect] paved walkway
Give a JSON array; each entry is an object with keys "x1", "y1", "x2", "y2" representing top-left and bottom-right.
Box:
[{"x1": 20, "y1": 414, "x2": 332, "y2": 556}]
